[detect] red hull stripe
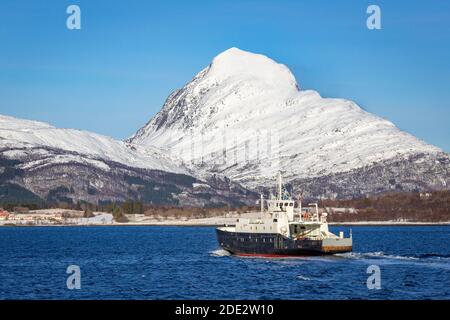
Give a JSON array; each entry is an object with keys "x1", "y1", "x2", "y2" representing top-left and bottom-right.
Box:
[{"x1": 235, "y1": 253, "x2": 311, "y2": 258}]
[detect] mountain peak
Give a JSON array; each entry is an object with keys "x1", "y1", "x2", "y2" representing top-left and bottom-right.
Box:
[
  {"x1": 213, "y1": 47, "x2": 247, "y2": 58},
  {"x1": 208, "y1": 47, "x2": 299, "y2": 90},
  {"x1": 211, "y1": 47, "x2": 263, "y2": 65},
  {"x1": 128, "y1": 48, "x2": 445, "y2": 191}
]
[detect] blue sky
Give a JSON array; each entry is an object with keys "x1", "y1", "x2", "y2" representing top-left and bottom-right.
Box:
[{"x1": 0, "y1": 0, "x2": 449, "y2": 151}]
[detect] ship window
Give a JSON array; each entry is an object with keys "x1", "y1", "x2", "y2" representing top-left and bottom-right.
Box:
[
  {"x1": 273, "y1": 219, "x2": 278, "y2": 222},
  {"x1": 285, "y1": 202, "x2": 289, "y2": 206},
  {"x1": 289, "y1": 203, "x2": 293, "y2": 207},
  {"x1": 279, "y1": 203, "x2": 283, "y2": 207},
  {"x1": 263, "y1": 238, "x2": 265, "y2": 243}
]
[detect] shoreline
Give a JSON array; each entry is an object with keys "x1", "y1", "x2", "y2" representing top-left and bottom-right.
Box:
[
  {"x1": 1, "y1": 220, "x2": 450, "y2": 227},
  {"x1": 1, "y1": 209, "x2": 449, "y2": 228},
  {"x1": 329, "y1": 221, "x2": 450, "y2": 226}
]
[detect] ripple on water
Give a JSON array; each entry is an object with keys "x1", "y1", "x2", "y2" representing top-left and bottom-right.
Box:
[{"x1": 0, "y1": 226, "x2": 449, "y2": 299}]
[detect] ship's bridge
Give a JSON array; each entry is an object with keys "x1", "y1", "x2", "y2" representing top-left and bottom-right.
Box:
[
  {"x1": 267, "y1": 199, "x2": 295, "y2": 221},
  {"x1": 267, "y1": 199, "x2": 295, "y2": 212}
]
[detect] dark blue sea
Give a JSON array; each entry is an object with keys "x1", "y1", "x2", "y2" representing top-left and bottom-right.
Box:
[{"x1": 0, "y1": 226, "x2": 449, "y2": 300}]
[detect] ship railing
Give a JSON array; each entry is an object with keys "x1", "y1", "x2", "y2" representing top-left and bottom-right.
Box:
[{"x1": 292, "y1": 215, "x2": 320, "y2": 223}]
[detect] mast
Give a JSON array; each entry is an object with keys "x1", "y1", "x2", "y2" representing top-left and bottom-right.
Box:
[
  {"x1": 277, "y1": 172, "x2": 282, "y2": 200},
  {"x1": 260, "y1": 194, "x2": 264, "y2": 214},
  {"x1": 297, "y1": 193, "x2": 303, "y2": 221}
]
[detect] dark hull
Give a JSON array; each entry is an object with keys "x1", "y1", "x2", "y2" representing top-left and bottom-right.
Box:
[{"x1": 216, "y1": 228, "x2": 351, "y2": 256}]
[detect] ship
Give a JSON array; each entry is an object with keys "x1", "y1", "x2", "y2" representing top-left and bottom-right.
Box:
[{"x1": 216, "y1": 173, "x2": 353, "y2": 256}]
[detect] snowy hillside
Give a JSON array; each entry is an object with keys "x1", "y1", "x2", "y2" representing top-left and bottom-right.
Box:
[
  {"x1": 128, "y1": 47, "x2": 446, "y2": 189},
  {"x1": 0, "y1": 114, "x2": 256, "y2": 206},
  {"x1": 0, "y1": 114, "x2": 183, "y2": 174},
  {"x1": 1, "y1": 48, "x2": 448, "y2": 203}
]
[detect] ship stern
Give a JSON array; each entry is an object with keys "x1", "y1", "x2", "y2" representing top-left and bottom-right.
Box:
[{"x1": 321, "y1": 237, "x2": 353, "y2": 254}]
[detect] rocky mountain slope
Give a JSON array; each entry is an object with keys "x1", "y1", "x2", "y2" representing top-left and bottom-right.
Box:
[
  {"x1": 129, "y1": 47, "x2": 449, "y2": 196},
  {"x1": 0, "y1": 115, "x2": 256, "y2": 206},
  {"x1": 1, "y1": 47, "x2": 448, "y2": 204}
]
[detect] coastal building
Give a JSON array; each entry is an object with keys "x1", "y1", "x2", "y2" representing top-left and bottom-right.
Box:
[
  {"x1": 7, "y1": 212, "x2": 64, "y2": 224},
  {"x1": 0, "y1": 209, "x2": 10, "y2": 221}
]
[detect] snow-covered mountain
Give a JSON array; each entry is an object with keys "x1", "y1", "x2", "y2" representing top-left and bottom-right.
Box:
[
  {"x1": 0, "y1": 114, "x2": 183, "y2": 174},
  {"x1": 129, "y1": 47, "x2": 449, "y2": 196},
  {"x1": 0, "y1": 114, "x2": 255, "y2": 206},
  {"x1": 1, "y1": 47, "x2": 448, "y2": 203}
]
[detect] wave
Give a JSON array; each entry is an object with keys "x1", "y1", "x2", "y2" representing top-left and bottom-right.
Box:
[
  {"x1": 210, "y1": 249, "x2": 450, "y2": 262},
  {"x1": 210, "y1": 249, "x2": 231, "y2": 257},
  {"x1": 337, "y1": 251, "x2": 450, "y2": 261},
  {"x1": 336, "y1": 251, "x2": 419, "y2": 261},
  {"x1": 296, "y1": 275, "x2": 311, "y2": 281},
  {"x1": 414, "y1": 253, "x2": 450, "y2": 259}
]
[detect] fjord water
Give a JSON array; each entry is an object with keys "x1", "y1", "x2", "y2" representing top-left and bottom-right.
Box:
[{"x1": 0, "y1": 226, "x2": 449, "y2": 299}]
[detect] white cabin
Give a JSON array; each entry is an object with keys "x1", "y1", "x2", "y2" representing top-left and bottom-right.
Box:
[{"x1": 234, "y1": 173, "x2": 341, "y2": 240}]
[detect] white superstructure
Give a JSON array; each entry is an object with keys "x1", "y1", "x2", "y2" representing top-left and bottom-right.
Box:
[{"x1": 232, "y1": 173, "x2": 347, "y2": 241}]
